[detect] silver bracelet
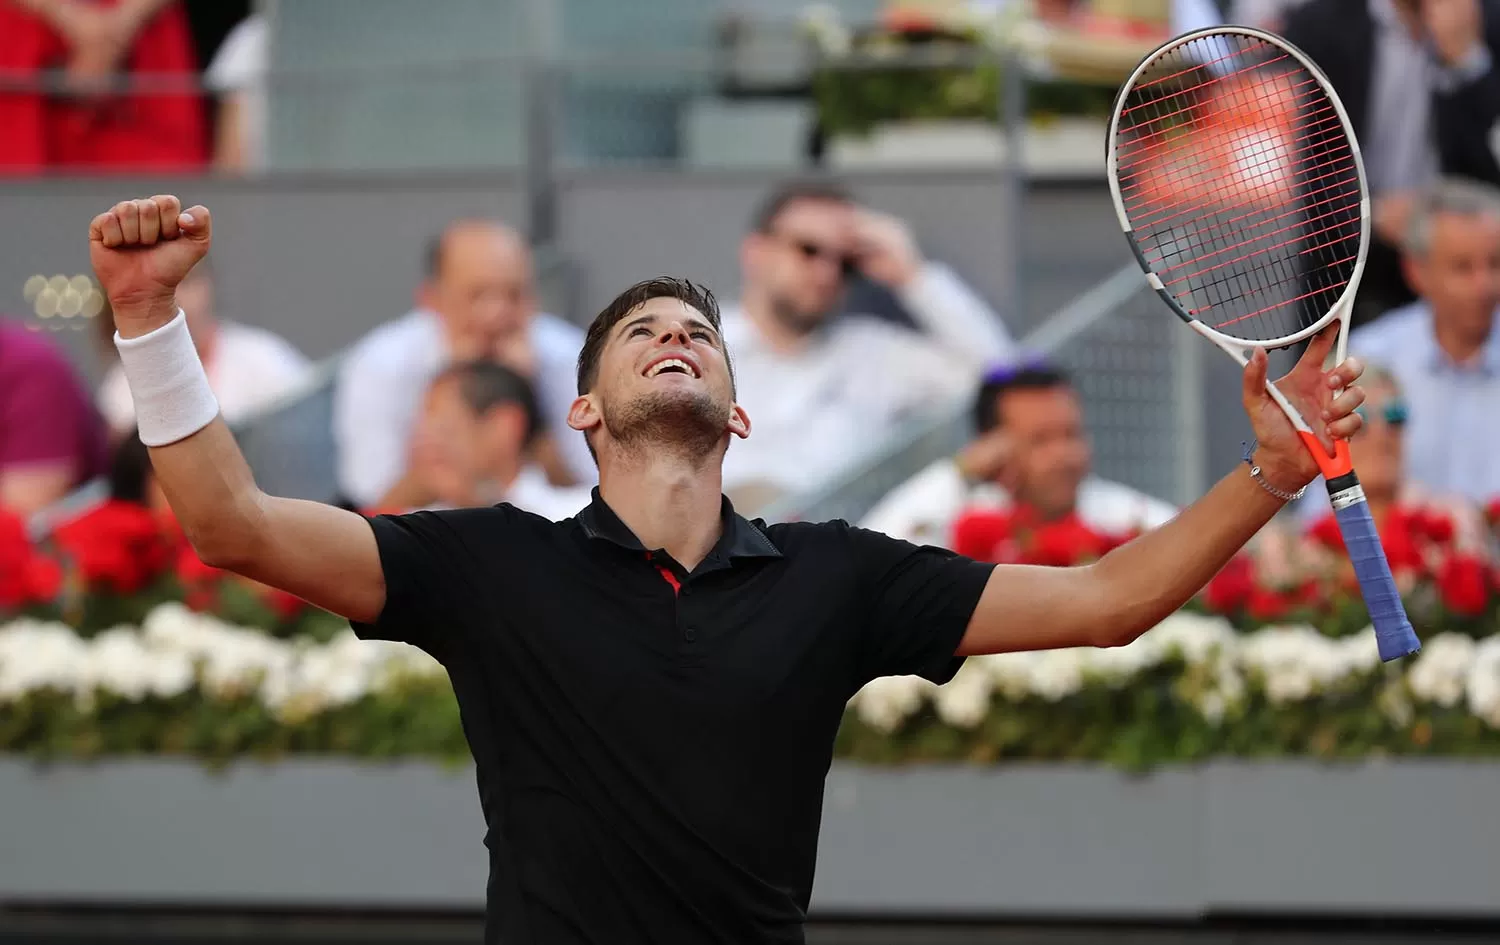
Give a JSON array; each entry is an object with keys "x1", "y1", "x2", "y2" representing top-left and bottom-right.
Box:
[{"x1": 1242, "y1": 440, "x2": 1306, "y2": 503}]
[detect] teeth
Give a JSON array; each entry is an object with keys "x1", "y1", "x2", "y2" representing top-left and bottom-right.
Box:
[{"x1": 649, "y1": 358, "x2": 696, "y2": 378}]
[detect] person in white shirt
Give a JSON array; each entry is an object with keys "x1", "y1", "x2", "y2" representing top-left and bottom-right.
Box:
[
  {"x1": 396, "y1": 359, "x2": 591, "y2": 520},
  {"x1": 717, "y1": 179, "x2": 1017, "y2": 508},
  {"x1": 205, "y1": 12, "x2": 267, "y2": 173},
  {"x1": 862, "y1": 361, "x2": 1177, "y2": 547},
  {"x1": 96, "y1": 258, "x2": 313, "y2": 437},
  {"x1": 334, "y1": 220, "x2": 591, "y2": 511}
]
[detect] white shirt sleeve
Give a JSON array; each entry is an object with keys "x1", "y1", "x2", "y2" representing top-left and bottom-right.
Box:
[
  {"x1": 895, "y1": 262, "x2": 1018, "y2": 374},
  {"x1": 860, "y1": 458, "x2": 972, "y2": 547},
  {"x1": 206, "y1": 15, "x2": 268, "y2": 93},
  {"x1": 96, "y1": 364, "x2": 138, "y2": 436},
  {"x1": 334, "y1": 349, "x2": 418, "y2": 509},
  {"x1": 253, "y1": 334, "x2": 314, "y2": 390}
]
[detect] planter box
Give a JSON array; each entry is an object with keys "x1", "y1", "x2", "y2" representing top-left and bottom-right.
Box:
[
  {"x1": 3, "y1": 759, "x2": 1498, "y2": 915},
  {"x1": 826, "y1": 118, "x2": 1107, "y2": 178}
]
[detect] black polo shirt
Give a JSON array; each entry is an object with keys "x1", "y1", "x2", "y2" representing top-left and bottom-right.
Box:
[{"x1": 354, "y1": 490, "x2": 994, "y2": 945}]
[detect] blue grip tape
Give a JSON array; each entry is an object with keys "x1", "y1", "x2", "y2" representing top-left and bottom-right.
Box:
[{"x1": 1332, "y1": 496, "x2": 1421, "y2": 661}]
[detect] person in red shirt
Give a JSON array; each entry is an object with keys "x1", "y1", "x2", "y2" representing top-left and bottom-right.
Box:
[{"x1": 0, "y1": 0, "x2": 207, "y2": 174}]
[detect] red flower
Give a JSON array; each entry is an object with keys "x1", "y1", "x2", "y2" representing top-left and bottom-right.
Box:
[
  {"x1": 1247, "y1": 586, "x2": 1293, "y2": 622},
  {"x1": 0, "y1": 510, "x2": 63, "y2": 608},
  {"x1": 1204, "y1": 554, "x2": 1255, "y2": 613},
  {"x1": 881, "y1": 6, "x2": 941, "y2": 33},
  {"x1": 1307, "y1": 514, "x2": 1344, "y2": 551},
  {"x1": 1485, "y1": 497, "x2": 1500, "y2": 528},
  {"x1": 1379, "y1": 510, "x2": 1427, "y2": 576},
  {"x1": 1026, "y1": 514, "x2": 1111, "y2": 566},
  {"x1": 174, "y1": 542, "x2": 224, "y2": 587},
  {"x1": 1436, "y1": 554, "x2": 1492, "y2": 618},
  {"x1": 1416, "y1": 509, "x2": 1455, "y2": 545},
  {"x1": 259, "y1": 584, "x2": 307, "y2": 621},
  {"x1": 952, "y1": 509, "x2": 1015, "y2": 561},
  {"x1": 50, "y1": 500, "x2": 174, "y2": 594}
]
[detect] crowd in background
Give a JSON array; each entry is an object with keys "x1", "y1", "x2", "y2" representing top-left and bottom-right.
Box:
[{"x1": 2, "y1": 0, "x2": 1499, "y2": 580}]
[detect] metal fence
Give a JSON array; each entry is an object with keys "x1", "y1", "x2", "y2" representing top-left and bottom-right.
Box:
[{"x1": 763, "y1": 261, "x2": 1208, "y2": 525}]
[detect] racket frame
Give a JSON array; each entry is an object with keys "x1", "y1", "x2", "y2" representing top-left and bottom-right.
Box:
[
  {"x1": 1105, "y1": 25, "x2": 1370, "y2": 484},
  {"x1": 1107, "y1": 26, "x2": 1421, "y2": 662}
]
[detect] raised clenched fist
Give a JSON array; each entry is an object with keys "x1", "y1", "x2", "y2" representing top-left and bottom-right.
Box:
[{"x1": 89, "y1": 195, "x2": 212, "y2": 337}]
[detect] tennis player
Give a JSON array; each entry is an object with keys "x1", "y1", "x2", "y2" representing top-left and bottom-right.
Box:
[{"x1": 90, "y1": 195, "x2": 1366, "y2": 945}]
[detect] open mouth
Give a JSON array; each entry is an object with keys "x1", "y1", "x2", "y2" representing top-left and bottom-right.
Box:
[{"x1": 645, "y1": 356, "x2": 700, "y2": 379}]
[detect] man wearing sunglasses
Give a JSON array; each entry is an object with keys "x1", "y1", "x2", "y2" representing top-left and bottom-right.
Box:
[
  {"x1": 1346, "y1": 177, "x2": 1500, "y2": 504},
  {"x1": 718, "y1": 179, "x2": 1016, "y2": 511}
]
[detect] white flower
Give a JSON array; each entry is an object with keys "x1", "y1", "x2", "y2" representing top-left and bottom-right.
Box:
[
  {"x1": 800, "y1": 3, "x2": 851, "y2": 56},
  {"x1": 852, "y1": 675, "x2": 934, "y2": 732},
  {"x1": 933, "y1": 660, "x2": 992, "y2": 729},
  {"x1": 78, "y1": 627, "x2": 157, "y2": 701},
  {"x1": 1407, "y1": 633, "x2": 1475, "y2": 708},
  {"x1": 1030, "y1": 648, "x2": 1087, "y2": 702},
  {"x1": 0, "y1": 620, "x2": 88, "y2": 701},
  {"x1": 1466, "y1": 638, "x2": 1500, "y2": 728}
]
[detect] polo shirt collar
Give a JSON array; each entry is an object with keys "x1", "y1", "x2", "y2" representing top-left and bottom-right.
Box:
[{"x1": 579, "y1": 487, "x2": 783, "y2": 561}]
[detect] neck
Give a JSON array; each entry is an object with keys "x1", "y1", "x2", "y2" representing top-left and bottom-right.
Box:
[
  {"x1": 598, "y1": 451, "x2": 726, "y2": 572},
  {"x1": 1432, "y1": 316, "x2": 1491, "y2": 365},
  {"x1": 741, "y1": 285, "x2": 813, "y2": 356}
]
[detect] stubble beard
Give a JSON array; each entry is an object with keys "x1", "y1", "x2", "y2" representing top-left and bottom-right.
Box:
[{"x1": 602, "y1": 388, "x2": 730, "y2": 466}]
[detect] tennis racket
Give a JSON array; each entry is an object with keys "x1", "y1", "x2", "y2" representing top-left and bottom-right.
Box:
[{"x1": 1106, "y1": 26, "x2": 1421, "y2": 662}]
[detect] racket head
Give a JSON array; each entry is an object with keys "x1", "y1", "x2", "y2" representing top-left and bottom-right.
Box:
[{"x1": 1107, "y1": 27, "x2": 1371, "y2": 351}]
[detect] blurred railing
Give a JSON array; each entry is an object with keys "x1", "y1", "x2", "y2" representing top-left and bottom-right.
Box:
[
  {"x1": 10, "y1": 1, "x2": 1203, "y2": 536},
  {"x1": 759, "y1": 260, "x2": 1207, "y2": 524}
]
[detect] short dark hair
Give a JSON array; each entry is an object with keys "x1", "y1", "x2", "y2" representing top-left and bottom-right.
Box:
[
  {"x1": 576, "y1": 277, "x2": 729, "y2": 396},
  {"x1": 750, "y1": 178, "x2": 855, "y2": 233},
  {"x1": 433, "y1": 359, "x2": 541, "y2": 445},
  {"x1": 973, "y1": 362, "x2": 1072, "y2": 434}
]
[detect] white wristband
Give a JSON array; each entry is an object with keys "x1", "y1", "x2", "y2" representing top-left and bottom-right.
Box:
[{"x1": 114, "y1": 308, "x2": 221, "y2": 447}]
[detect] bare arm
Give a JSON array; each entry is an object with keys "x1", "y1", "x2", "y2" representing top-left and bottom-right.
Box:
[
  {"x1": 958, "y1": 329, "x2": 1368, "y2": 656},
  {"x1": 89, "y1": 196, "x2": 387, "y2": 625},
  {"x1": 957, "y1": 464, "x2": 1280, "y2": 654},
  {"x1": 149, "y1": 417, "x2": 386, "y2": 624}
]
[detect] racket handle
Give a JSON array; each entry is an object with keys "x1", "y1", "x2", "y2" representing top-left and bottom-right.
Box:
[{"x1": 1326, "y1": 473, "x2": 1421, "y2": 662}]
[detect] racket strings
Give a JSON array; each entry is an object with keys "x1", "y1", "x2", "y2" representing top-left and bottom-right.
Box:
[{"x1": 1112, "y1": 32, "x2": 1362, "y2": 344}]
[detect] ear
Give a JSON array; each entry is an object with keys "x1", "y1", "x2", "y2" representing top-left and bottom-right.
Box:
[
  {"x1": 727, "y1": 402, "x2": 751, "y2": 440},
  {"x1": 416, "y1": 278, "x2": 438, "y2": 313},
  {"x1": 567, "y1": 394, "x2": 601, "y2": 436}
]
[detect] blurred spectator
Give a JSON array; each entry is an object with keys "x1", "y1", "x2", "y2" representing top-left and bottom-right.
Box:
[
  {"x1": 1346, "y1": 177, "x2": 1500, "y2": 503},
  {"x1": 1301, "y1": 363, "x2": 1492, "y2": 547},
  {"x1": 204, "y1": 11, "x2": 264, "y2": 173},
  {"x1": 0, "y1": 317, "x2": 108, "y2": 515},
  {"x1": 334, "y1": 220, "x2": 590, "y2": 511},
  {"x1": 1281, "y1": 0, "x2": 1500, "y2": 326},
  {"x1": 0, "y1": 0, "x2": 207, "y2": 174},
  {"x1": 384, "y1": 360, "x2": 590, "y2": 519},
  {"x1": 94, "y1": 259, "x2": 313, "y2": 438},
  {"x1": 718, "y1": 179, "x2": 1016, "y2": 507},
  {"x1": 862, "y1": 362, "x2": 1176, "y2": 547}
]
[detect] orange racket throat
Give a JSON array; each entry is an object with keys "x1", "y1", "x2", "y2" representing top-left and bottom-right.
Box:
[{"x1": 1297, "y1": 430, "x2": 1353, "y2": 479}]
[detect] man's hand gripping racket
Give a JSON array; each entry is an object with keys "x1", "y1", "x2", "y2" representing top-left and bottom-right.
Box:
[{"x1": 1106, "y1": 26, "x2": 1421, "y2": 661}]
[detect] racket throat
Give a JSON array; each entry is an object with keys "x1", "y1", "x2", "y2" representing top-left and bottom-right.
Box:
[{"x1": 1296, "y1": 429, "x2": 1354, "y2": 480}]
